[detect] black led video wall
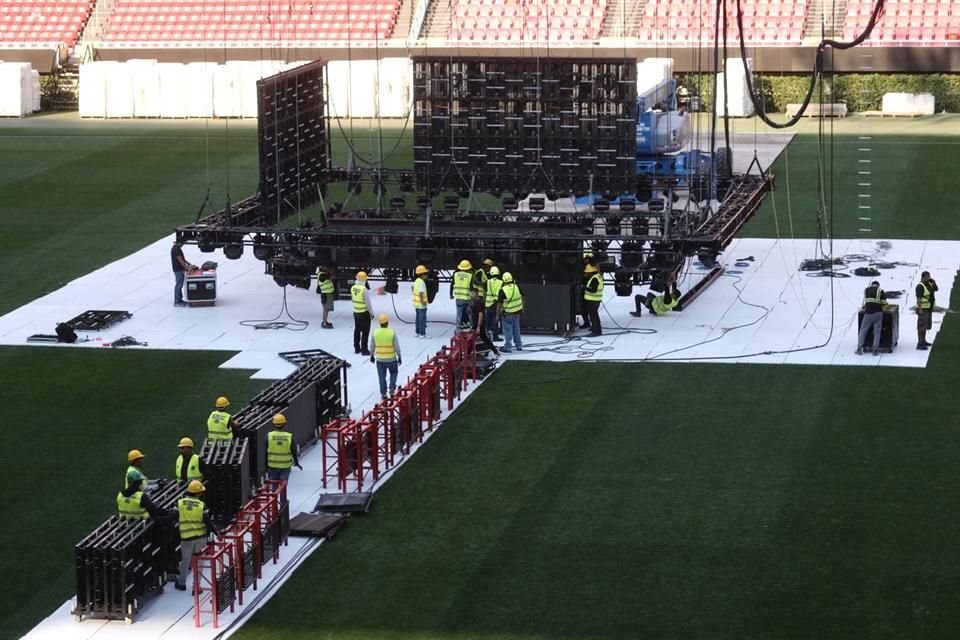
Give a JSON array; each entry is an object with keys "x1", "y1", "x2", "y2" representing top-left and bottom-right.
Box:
[
  {"x1": 257, "y1": 60, "x2": 329, "y2": 224},
  {"x1": 413, "y1": 57, "x2": 637, "y2": 197}
]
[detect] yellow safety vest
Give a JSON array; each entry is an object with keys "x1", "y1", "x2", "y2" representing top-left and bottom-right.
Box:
[
  {"x1": 474, "y1": 268, "x2": 488, "y2": 294},
  {"x1": 351, "y1": 283, "x2": 368, "y2": 313},
  {"x1": 125, "y1": 465, "x2": 146, "y2": 489},
  {"x1": 412, "y1": 277, "x2": 428, "y2": 309},
  {"x1": 266, "y1": 430, "x2": 294, "y2": 469},
  {"x1": 117, "y1": 491, "x2": 148, "y2": 520},
  {"x1": 317, "y1": 269, "x2": 335, "y2": 294},
  {"x1": 485, "y1": 278, "x2": 502, "y2": 308},
  {"x1": 373, "y1": 327, "x2": 397, "y2": 361},
  {"x1": 178, "y1": 497, "x2": 207, "y2": 540},
  {"x1": 501, "y1": 283, "x2": 523, "y2": 314},
  {"x1": 584, "y1": 273, "x2": 604, "y2": 302},
  {"x1": 176, "y1": 453, "x2": 203, "y2": 481},
  {"x1": 453, "y1": 270, "x2": 472, "y2": 301},
  {"x1": 918, "y1": 282, "x2": 932, "y2": 310},
  {"x1": 863, "y1": 287, "x2": 885, "y2": 307},
  {"x1": 651, "y1": 294, "x2": 679, "y2": 315},
  {"x1": 207, "y1": 410, "x2": 233, "y2": 441}
]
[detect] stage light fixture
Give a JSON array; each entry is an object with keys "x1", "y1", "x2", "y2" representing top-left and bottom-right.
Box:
[
  {"x1": 224, "y1": 244, "x2": 244, "y2": 260},
  {"x1": 614, "y1": 270, "x2": 633, "y2": 296},
  {"x1": 648, "y1": 199, "x2": 665, "y2": 213},
  {"x1": 390, "y1": 196, "x2": 406, "y2": 209},
  {"x1": 593, "y1": 199, "x2": 610, "y2": 213},
  {"x1": 528, "y1": 196, "x2": 545, "y2": 212},
  {"x1": 619, "y1": 199, "x2": 636, "y2": 213},
  {"x1": 621, "y1": 241, "x2": 643, "y2": 268},
  {"x1": 399, "y1": 172, "x2": 414, "y2": 192},
  {"x1": 443, "y1": 196, "x2": 460, "y2": 212},
  {"x1": 416, "y1": 195, "x2": 432, "y2": 210},
  {"x1": 253, "y1": 235, "x2": 273, "y2": 261},
  {"x1": 697, "y1": 250, "x2": 718, "y2": 268},
  {"x1": 384, "y1": 269, "x2": 400, "y2": 294},
  {"x1": 502, "y1": 196, "x2": 518, "y2": 211},
  {"x1": 416, "y1": 238, "x2": 436, "y2": 263},
  {"x1": 606, "y1": 217, "x2": 621, "y2": 235},
  {"x1": 199, "y1": 232, "x2": 217, "y2": 253}
]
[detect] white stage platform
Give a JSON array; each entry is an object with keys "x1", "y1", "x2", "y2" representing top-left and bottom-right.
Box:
[{"x1": 12, "y1": 234, "x2": 957, "y2": 639}]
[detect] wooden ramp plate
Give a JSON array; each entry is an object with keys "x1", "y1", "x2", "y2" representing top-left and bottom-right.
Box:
[
  {"x1": 288, "y1": 513, "x2": 348, "y2": 539},
  {"x1": 313, "y1": 492, "x2": 373, "y2": 514}
]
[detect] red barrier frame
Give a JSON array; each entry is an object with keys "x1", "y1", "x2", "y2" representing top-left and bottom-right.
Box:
[
  {"x1": 221, "y1": 521, "x2": 256, "y2": 605},
  {"x1": 321, "y1": 417, "x2": 359, "y2": 492},
  {"x1": 193, "y1": 540, "x2": 234, "y2": 628},
  {"x1": 261, "y1": 480, "x2": 289, "y2": 547}
]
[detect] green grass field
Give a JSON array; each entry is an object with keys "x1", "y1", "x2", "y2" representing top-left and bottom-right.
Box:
[{"x1": 0, "y1": 112, "x2": 957, "y2": 639}]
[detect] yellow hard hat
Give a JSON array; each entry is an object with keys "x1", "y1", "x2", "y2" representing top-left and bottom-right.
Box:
[
  {"x1": 187, "y1": 480, "x2": 205, "y2": 494},
  {"x1": 356, "y1": 271, "x2": 368, "y2": 281},
  {"x1": 127, "y1": 449, "x2": 145, "y2": 463},
  {"x1": 415, "y1": 264, "x2": 428, "y2": 275},
  {"x1": 272, "y1": 413, "x2": 287, "y2": 426},
  {"x1": 178, "y1": 437, "x2": 194, "y2": 449},
  {"x1": 584, "y1": 264, "x2": 598, "y2": 273},
  {"x1": 216, "y1": 396, "x2": 229, "y2": 409},
  {"x1": 502, "y1": 272, "x2": 514, "y2": 283},
  {"x1": 378, "y1": 313, "x2": 389, "y2": 325},
  {"x1": 483, "y1": 258, "x2": 495, "y2": 267},
  {"x1": 458, "y1": 260, "x2": 472, "y2": 270},
  {"x1": 489, "y1": 266, "x2": 500, "y2": 276}
]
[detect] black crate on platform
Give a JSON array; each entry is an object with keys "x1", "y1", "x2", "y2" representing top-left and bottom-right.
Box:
[
  {"x1": 412, "y1": 56, "x2": 637, "y2": 197},
  {"x1": 200, "y1": 439, "x2": 251, "y2": 524}
]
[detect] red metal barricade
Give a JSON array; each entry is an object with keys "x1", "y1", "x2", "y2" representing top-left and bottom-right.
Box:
[
  {"x1": 321, "y1": 417, "x2": 359, "y2": 492},
  {"x1": 450, "y1": 330, "x2": 479, "y2": 382},
  {"x1": 193, "y1": 540, "x2": 235, "y2": 629},
  {"x1": 221, "y1": 520, "x2": 257, "y2": 605}
]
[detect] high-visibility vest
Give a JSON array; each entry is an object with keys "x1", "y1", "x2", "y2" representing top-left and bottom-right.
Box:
[
  {"x1": 125, "y1": 465, "x2": 146, "y2": 489},
  {"x1": 863, "y1": 286, "x2": 885, "y2": 307},
  {"x1": 266, "y1": 430, "x2": 294, "y2": 469},
  {"x1": 176, "y1": 453, "x2": 203, "y2": 481},
  {"x1": 651, "y1": 294, "x2": 679, "y2": 315},
  {"x1": 485, "y1": 277, "x2": 502, "y2": 308},
  {"x1": 207, "y1": 410, "x2": 233, "y2": 441},
  {"x1": 412, "y1": 277, "x2": 428, "y2": 309},
  {"x1": 317, "y1": 269, "x2": 335, "y2": 294},
  {"x1": 178, "y1": 497, "x2": 207, "y2": 540},
  {"x1": 373, "y1": 327, "x2": 397, "y2": 361},
  {"x1": 501, "y1": 283, "x2": 523, "y2": 314},
  {"x1": 117, "y1": 491, "x2": 148, "y2": 520},
  {"x1": 453, "y1": 270, "x2": 472, "y2": 301},
  {"x1": 584, "y1": 273, "x2": 604, "y2": 302},
  {"x1": 474, "y1": 268, "x2": 488, "y2": 294},
  {"x1": 351, "y1": 283, "x2": 368, "y2": 313},
  {"x1": 918, "y1": 282, "x2": 933, "y2": 310}
]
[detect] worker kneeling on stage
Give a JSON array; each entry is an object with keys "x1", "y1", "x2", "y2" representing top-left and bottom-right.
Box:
[{"x1": 644, "y1": 274, "x2": 682, "y2": 316}]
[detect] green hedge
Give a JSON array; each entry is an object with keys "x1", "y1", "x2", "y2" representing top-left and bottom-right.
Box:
[{"x1": 676, "y1": 72, "x2": 960, "y2": 113}]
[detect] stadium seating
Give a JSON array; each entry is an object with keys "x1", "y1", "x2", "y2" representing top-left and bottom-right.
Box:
[
  {"x1": 843, "y1": 0, "x2": 960, "y2": 44},
  {"x1": 448, "y1": 0, "x2": 607, "y2": 42},
  {"x1": 0, "y1": 0, "x2": 92, "y2": 49},
  {"x1": 100, "y1": 0, "x2": 400, "y2": 45},
  {"x1": 640, "y1": 0, "x2": 806, "y2": 45}
]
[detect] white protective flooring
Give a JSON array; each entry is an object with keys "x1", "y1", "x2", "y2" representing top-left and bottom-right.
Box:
[{"x1": 12, "y1": 234, "x2": 958, "y2": 640}]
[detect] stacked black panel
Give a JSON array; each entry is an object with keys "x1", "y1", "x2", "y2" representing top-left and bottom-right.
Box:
[
  {"x1": 257, "y1": 60, "x2": 329, "y2": 225},
  {"x1": 73, "y1": 480, "x2": 185, "y2": 622},
  {"x1": 413, "y1": 57, "x2": 637, "y2": 197},
  {"x1": 200, "y1": 439, "x2": 251, "y2": 524}
]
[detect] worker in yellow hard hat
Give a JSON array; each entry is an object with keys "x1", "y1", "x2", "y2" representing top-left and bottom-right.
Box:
[
  {"x1": 451, "y1": 259, "x2": 473, "y2": 329},
  {"x1": 473, "y1": 257, "x2": 495, "y2": 300},
  {"x1": 496, "y1": 272, "x2": 524, "y2": 353},
  {"x1": 117, "y1": 475, "x2": 171, "y2": 521},
  {"x1": 412, "y1": 264, "x2": 430, "y2": 338},
  {"x1": 125, "y1": 449, "x2": 147, "y2": 489},
  {"x1": 484, "y1": 265, "x2": 503, "y2": 341},
  {"x1": 315, "y1": 265, "x2": 337, "y2": 329},
  {"x1": 265, "y1": 413, "x2": 301, "y2": 481},
  {"x1": 175, "y1": 437, "x2": 207, "y2": 483},
  {"x1": 351, "y1": 270, "x2": 375, "y2": 356},
  {"x1": 369, "y1": 313, "x2": 402, "y2": 399},
  {"x1": 175, "y1": 480, "x2": 219, "y2": 592},
  {"x1": 207, "y1": 396, "x2": 239, "y2": 443},
  {"x1": 582, "y1": 263, "x2": 604, "y2": 336}
]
